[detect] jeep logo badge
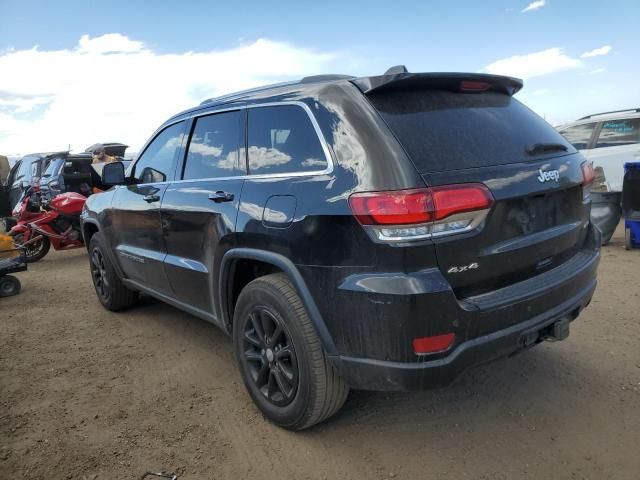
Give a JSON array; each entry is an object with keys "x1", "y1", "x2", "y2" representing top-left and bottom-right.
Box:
[{"x1": 537, "y1": 168, "x2": 560, "y2": 183}]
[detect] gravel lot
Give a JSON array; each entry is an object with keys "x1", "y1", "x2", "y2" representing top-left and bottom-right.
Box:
[{"x1": 1, "y1": 227, "x2": 639, "y2": 479}]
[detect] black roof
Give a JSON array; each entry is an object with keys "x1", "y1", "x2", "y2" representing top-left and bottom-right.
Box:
[{"x1": 170, "y1": 67, "x2": 523, "y2": 123}]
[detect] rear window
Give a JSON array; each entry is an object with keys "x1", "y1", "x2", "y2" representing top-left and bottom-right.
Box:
[
  {"x1": 43, "y1": 158, "x2": 64, "y2": 177},
  {"x1": 368, "y1": 90, "x2": 572, "y2": 172}
]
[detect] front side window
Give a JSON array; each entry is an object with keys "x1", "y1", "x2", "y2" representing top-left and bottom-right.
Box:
[
  {"x1": 134, "y1": 121, "x2": 185, "y2": 184},
  {"x1": 247, "y1": 105, "x2": 328, "y2": 175},
  {"x1": 183, "y1": 111, "x2": 242, "y2": 180},
  {"x1": 595, "y1": 118, "x2": 640, "y2": 148},
  {"x1": 558, "y1": 123, "x2": 597, "y2": 150}
]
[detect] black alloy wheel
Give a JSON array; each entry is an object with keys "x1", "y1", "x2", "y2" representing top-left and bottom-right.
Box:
[
  {"x1": 90, "y1": 247, "x2": 110, "y2": 302},
  {"x1": 242, "y1": 306, "x2": 299, "y2": 407},
  {"x1": 88, "y1": 233, "x2": 137, "y2": 311}
]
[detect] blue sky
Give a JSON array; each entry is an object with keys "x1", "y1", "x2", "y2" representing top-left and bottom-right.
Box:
[{"x1": 1, "y1": 0, "x2": 638, "y2": 154}]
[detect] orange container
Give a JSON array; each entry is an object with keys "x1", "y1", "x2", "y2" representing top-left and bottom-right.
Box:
[{"x1": 0, "y1": 234, "x2": 18, "y2": 260}]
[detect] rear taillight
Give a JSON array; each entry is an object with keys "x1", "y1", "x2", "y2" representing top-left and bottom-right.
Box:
[
  {"x1": 460, "y1": 81, "x2": 490, "y2": 92},
  {"x1": 349, "y1": 184, "x2": 493, "y2": 243},
  {"x1": 581, "y1": 161, "x2": 594, "y2": 201}
]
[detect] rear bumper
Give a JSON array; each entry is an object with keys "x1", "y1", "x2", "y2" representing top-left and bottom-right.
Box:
[
  {"x1": 331, "y1": 278, "x2": 595, "y2": 390},
  {"x1": 304, "y1": 223, "x2": 601, "y2": 391}
]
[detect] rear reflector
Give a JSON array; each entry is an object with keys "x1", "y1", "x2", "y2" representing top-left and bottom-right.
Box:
[
  {"x1": 350, "y1": 184, "x2": 493, "y2": 242},
  {"x1": 413, "y1": 333, "x2": 456, "y2": 354}
]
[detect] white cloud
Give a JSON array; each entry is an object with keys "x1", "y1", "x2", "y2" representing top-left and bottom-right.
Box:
[
  {"x1": 0, "y1": 34, "x2": 339, "y2": 155},
  {"x1": 484, "y1": 47, "x2": 582, "y2": 79},
  {"x1": 521, "y1": 0, "x2": 545, "y2": 13},
  {"x1": 581, "y1": 45, "x2": 612, "y2": 58},
  {"x1": 590, "y1": 68, "x2": 606, "y2": 74},
  {"x1": 77, "y1": 33, "x2": 145, "y2": 54}
]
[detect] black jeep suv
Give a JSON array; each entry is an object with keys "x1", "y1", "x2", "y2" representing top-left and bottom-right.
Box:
[{"x1": 81, "y1": 68, "x2": 600, "y2": 430}]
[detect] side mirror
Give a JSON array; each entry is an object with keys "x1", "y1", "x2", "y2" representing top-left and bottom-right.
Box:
[{"x1": 102, "y1": 161, "x2": 126, "y2": 186}]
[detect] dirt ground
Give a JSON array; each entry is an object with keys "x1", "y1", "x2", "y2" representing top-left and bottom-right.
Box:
[{"x1": 1, "y1": 227, "x2": 639, "y2": 480}]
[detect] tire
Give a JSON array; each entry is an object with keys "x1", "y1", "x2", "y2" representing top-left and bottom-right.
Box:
[
  {"x1": 89, "y1": 232, "x2": 137, "y2": 311},
  {"x1": 625, "y1": 227, "x2": 633, "y2": 251},
  {"x1": 11, "y1": 232, "x2": 50, "y2": 263},
  {"x1": 233, "y1": 273, "x2": 349, "y2": 430},
  {"x1": 0, "y1": 275, "x2": 21, "y2": 297}
]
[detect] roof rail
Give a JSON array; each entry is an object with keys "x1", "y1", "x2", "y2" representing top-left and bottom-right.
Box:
[
  {"x1": 299, "y1": 74, "x2": 354, "y2": 83},
  {"x1": 578, "y1": 108, "x2": 640, "y2": 121},
  {"x1": 199, "y1": 81, "x2": 299, "y2": 106}
]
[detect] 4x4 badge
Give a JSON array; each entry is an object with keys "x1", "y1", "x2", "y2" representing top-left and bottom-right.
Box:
[
  {"x1": 447, "y1": 262, "x2": 479, "y2": 274},
  {"x1": 537, "y1": 168, "x2": 560, "y2": 183}
]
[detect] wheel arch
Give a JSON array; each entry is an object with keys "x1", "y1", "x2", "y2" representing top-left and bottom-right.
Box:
[
  {"x1": 82, "y1": 220, "x2": 100, "y2": 250},
  {"x1": 219, "y1": 248, "x2": 337, "y2": 355},
  {"x1": 82, "y1": 220, "x2": 127, "y2": 280}
]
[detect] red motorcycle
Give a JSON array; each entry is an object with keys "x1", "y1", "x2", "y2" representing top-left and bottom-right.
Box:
[{"x1": 9, "y1": 188, "x2": 86, "y2": 262}]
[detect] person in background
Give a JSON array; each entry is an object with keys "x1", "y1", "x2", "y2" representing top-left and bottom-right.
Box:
[{"x1": 91, "y1": 144, "x2": 116, "y2": 164}]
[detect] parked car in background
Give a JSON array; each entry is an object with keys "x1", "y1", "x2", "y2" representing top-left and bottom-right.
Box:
[
  {"x1": 39, "y1": 155, "x2": 68, "y2": 199},
  {"x1": 83, "y1": 68, "x2": 600, "y2": 430},
  {"x1": 85, "y1": 142, "x2": 129, "y2": 160},
  {"x1": 558, "y1": 108, "x2": 640, "y2": 192},
  {"x1": 5, "y1": 152, "x2": 65, "y2": 212},
  {"x1": 557, "y1": 109, "x2": 640, "y2": 244},
  {"x1": 40, "y1": 152, "x2": 95, "y2": 200},
  {"x1": 40, "y1": 145, "x2": 130, "y2": 201}
]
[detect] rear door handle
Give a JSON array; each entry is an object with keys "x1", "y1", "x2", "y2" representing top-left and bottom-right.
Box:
[
  {"x1": 208, "y1": 191, "x2": 234, "y2": 203},
  {"x1": 143, "y1": 194, "x2": 160, "y2": 203}
]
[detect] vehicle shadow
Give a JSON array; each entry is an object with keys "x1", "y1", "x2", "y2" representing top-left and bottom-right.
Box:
[{"x1": 129, "y1": 294, "x2": 602, "y2": 436}]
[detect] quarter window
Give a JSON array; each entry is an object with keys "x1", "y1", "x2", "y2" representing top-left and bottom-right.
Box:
[
  {"x1": 183, "y1": 111, "x2": 242, "y2": 180},
  {"x1": 134, "y1": 121, "x2": 185, "y2": 184},
  {"x1": 595, "y1": 119, "x2": 640, "y2": 148},
  {"x1": 247, "y1": 105, "x2": 327, "y2": 175},
  {"x1": 558, "y1": 123, "x2": 596, "y2": 150}
]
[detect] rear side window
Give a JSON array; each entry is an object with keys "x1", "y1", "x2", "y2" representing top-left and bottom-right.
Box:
[
  {"x1": 368, "y1": 90, "x2": 574, "y2": 172},
  {"x1": 595, "y1": 118, "x2": 640, "y2": 148},
  {"x1": 183, "y1": 110, "x2": 242, "y2": 180},
  {"x1": 559, "y1": 123, "x2": 597, "y2": 150},
  {"x1": 247, "y1": 105, "x2": 327, "y2": 175}
]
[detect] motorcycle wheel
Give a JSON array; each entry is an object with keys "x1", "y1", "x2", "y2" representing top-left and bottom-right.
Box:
[{"x1": 11, "y1": 233, "x2": 51, "y2": 263}]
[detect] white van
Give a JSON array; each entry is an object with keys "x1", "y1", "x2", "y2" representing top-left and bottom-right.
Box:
[{"x1": 558, "y1": 108, "x2": 640, "y2": 192}]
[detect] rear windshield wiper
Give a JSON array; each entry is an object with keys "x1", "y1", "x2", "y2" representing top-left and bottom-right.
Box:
[{"x1": 526, "y1": 143, "x2": 568, "y2": 155}]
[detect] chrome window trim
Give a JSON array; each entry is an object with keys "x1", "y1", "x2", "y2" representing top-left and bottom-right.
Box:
[{"x1": 137, "y1": 100, "x2": 335, "y2": 186}]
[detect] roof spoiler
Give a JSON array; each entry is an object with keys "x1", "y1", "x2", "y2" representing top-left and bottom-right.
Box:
[{"x1": 351, "y1": 72, "x2": 523, "y2": 96}]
